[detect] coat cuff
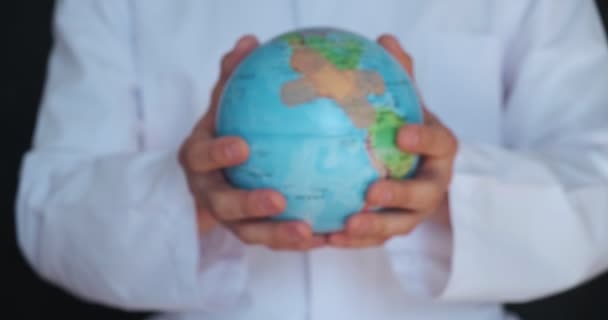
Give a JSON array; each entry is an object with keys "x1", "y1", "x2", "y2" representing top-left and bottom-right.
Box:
[{"x1": 161, "y1": 151, "x2": 249, "y2": 310}]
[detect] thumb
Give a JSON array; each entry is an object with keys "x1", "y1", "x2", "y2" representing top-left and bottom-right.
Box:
[
  {"x1": 377, "y1": 34, "x2": 415, "y2": 80},
  {"x1": 201, "y1": 35, "x2": 260, "y2": 132},
  {"x1": 378, "y1": 34, "x2": 432, "y2": 124}
]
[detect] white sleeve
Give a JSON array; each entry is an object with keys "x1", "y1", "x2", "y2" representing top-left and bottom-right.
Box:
[
  {"x1": 15, "y1": 0, "x2": 247, "y2": 312},
  {"x1": 386, "y1": 0, "x2": 608, "y2": 303}
]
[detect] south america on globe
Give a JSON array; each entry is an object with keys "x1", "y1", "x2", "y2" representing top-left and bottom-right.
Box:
[{"x1": 216, "y1": 27, "x2": 424, "y2": 233}]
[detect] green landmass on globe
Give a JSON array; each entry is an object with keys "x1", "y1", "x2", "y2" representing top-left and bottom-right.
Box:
[
  {"x1": 216, "y1": 27, "x2": 423, "y2": 232},
  {"x1": 368, "y1": 108, "x2": 416, "y2": 178},
  {"x1": 281, "y1": 30, "x2": 415, "y2": 178},
  {"x1": 282, "y1": 32, "x2": 364, "y2": 70}
]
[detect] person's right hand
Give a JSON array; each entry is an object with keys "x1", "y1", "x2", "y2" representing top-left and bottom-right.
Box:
[{"x1": 179, "y1": 35, "x2": 327, "y2": 251}]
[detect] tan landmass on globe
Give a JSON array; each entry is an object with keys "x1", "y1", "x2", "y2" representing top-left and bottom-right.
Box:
[{"x1": 281, "y1": 47, "x2": 385, "y2": 128}]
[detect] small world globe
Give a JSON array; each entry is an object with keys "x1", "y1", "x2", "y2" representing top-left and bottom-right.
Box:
[{"x1": 216, "y1": 27, "x2": 423, "y2": 233}]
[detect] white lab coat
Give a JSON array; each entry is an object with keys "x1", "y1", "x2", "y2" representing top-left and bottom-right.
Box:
[{"x1": 15, "y1": 0, "x2": 608, "y2": 319}]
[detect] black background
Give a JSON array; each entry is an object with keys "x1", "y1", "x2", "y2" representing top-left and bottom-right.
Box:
[{"x1": 4, "y1": 2, "x2": 608, "y2": 319}]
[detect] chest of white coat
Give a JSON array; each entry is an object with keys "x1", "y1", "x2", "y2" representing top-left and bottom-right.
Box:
[{"x1": 131, "y1": 0, "x2": 504, "y2": 149}]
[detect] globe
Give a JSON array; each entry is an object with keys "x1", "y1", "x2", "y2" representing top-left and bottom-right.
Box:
[{"x1": 216, "y1": 27, "x2": 423, "y2": 233}]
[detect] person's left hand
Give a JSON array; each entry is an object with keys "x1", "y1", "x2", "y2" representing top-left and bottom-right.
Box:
[{"x1": 327, "y1": 34, "x2": 459, "y2": 248}]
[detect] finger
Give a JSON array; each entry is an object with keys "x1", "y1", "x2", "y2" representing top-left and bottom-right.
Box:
[
  {"x1": 415, "y1": 153, "x2": 456, "y2": 187},
  {"x1": 366, "y1": 179, "x2": 445, "y2": 212},
  {"x1": 207, "y1": 187, "x2": 286, "y2": 222},
  {"x1": 201, "y1": 35, "x2": 259, "y2": 131},
  {"x1": 397, "y1": 123, "x2": 458, "y2": 157},
  {"x1": 422, "y1": 107, "x2": 442, "y2": 126},
  {"x1": 230, "y1": 220, "x2": 326, "y2": 250},
  {"x1": 378, "y1": 34, "x2": 415, "y2": 79},
  {"x1": 196, "y1": 207, "x2": 219, "y2": 234},
  {"x1": 342, "y1": 211, "x2": 422, "y2": 238},
  {"x1": 185, "y1": 136, "x2": 249, "y2": 172},
  {"x1": 220, "y1": 35, "x2": 259, "y2": 81},
  {"x1": 328, "y1": 234, "x2": 390, "y2": 248}
]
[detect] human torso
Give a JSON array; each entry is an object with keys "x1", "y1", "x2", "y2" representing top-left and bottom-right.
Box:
[{"x1": 132, "y1": 1, "x2": 520, "y2": 319}]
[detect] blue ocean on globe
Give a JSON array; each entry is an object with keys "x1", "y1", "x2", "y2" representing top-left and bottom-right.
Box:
[{"x1": 216, "y1": 27, "x2": 423, "y2": 233}]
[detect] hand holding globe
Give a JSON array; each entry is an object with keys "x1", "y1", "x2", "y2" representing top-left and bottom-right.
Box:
[{"x1": 180, "y1": 29, "x2": 458, "y2": 250}]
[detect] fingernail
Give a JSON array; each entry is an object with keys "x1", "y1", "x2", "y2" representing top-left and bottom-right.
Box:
[
  {"x1": 223, "y1": 142, "x2": 242, "y2": 161},
  {"x1": 400, "y1": 128, "x2": 419, "y2": 149}
]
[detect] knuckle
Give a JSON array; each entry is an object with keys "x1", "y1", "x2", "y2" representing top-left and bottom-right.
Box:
[
  {"x1": 208, "y1": 140, "x2": 226, "y2": 166},
  {"x1": 246, "y1": 191, "x2": 266, "y2": 217},
  {"x1": 196, "y1": 204, "x2": 210, "y2": 216},
  {"x1": 207, "y1": 190, "x2": 225, "y2": 215},
  {"x1": 446, "y1": 131, "x2": 459, "y2": 154},
  {"x1": 426, "y1": 181, "x2": 444, "y2": 198},
  {"x1": 374, "y1": 217, "x2": 389, "y2": 237},
  {"x1": 427, "y1": 192, "x2": 444, "y2": 212},
  {"x1": 188, "y1": 172, "x2": 207, "y2": 193},
  {"x1": 394, "y1": 182, "x2": 412, "y2": 207},
  {"x1": 211, "y1": 191, "x2": 244, "y2": 221},
  {"x1": 188, "y1": 140, "x2": 222, "y2": 172},
  {"x1": 184, "y1": 142, "x2": 202, "y2": 171}
]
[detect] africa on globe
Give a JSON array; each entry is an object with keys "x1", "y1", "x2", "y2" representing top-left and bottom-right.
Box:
[{"x1": 216, "y1": 27, "x2": 423, "y2": 233}]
